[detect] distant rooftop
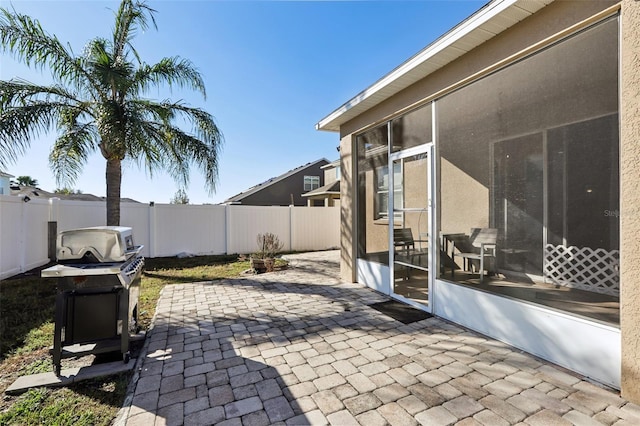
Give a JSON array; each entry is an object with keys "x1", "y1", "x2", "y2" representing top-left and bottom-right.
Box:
[
  {"x1": 10, "y1": 184, "x2": 140, "y2": 203},
  {"x1": 223, "y1": 158, "x2": 329, "y2": 204}
]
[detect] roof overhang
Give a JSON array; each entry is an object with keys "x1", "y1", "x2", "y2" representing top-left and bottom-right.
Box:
[
  {"x1": 302, "y1": 180, "x2": 341, "y2": 197},
  {"x1": 316, "y1": 0, "x2": 554, "y2": 133}
]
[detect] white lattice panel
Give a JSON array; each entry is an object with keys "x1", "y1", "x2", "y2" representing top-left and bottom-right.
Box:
[{"x1": 544, "y1": 244, "x2": 619, "y2": 296}]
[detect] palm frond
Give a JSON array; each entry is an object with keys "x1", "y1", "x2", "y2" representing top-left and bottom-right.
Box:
[
  {"x1": 115, "y1": 100, "x2": 176, "y2": 175},
  {"x1": 112, "y1": 0, "x2": 157, "y2": 64},
  {"x1": 50, "y1": 107, "x2": 97, "y2": 186},
  {"x1": 0, "y1": 102, "x2": 83, "y2": 169},
  {"x1": 0, "y1": 8, "x2": 99, "y2": 94},
  {"x1": 132, "y1": 57, "x2": 206, "y2": 98},
  {"x1": 133, "y1": 98, "x2": 223, "y2": 154},
  {"x1": 49, "y1": 123, "x2": 96, "y2": 187},
  {"x1": 122, "y1": 111, "x2": 164, "y2": 172},
  {"x1": 83, "y1": 37, "x2": 134, "y2": 101},
  {"x1": 166, "y1": 102, "x2": 224, "y2": 149},
  {"x1": 120, "y1": 99, "x2": 222, "y2": 193},
  {"x1": 0, "y1": 78, "x2": 83, "y2": 108},
  {"x1": 164, "y1": 126, "x2": 220, "y2": 192},
  {"x1": 0, "y1": 78, "x2": 90, "y2": 168}
]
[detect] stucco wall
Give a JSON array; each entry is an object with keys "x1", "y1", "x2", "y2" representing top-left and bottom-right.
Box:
[
  {"x1": 620, "y1": 0, "x2": 640, "y2": 405},
  {"x1": 440, "y1": 158, "x2": 489, "y2": 235},
  {"x1": 340, "y1": 135, "x2": 356, "y2": 283}
]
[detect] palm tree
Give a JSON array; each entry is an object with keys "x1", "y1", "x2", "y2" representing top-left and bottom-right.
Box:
[
  {"x1": 0, "y1": 0, "x2": 222, "y2": 225},
  {"x1": 16, "y1": 175, "x2": 37, "y2": 187},
  {"x1": 170, "y1": 188, "x2": 189, "y2": 205}
]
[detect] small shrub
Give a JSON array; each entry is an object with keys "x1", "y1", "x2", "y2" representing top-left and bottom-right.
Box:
[{"x1": 254, "y1": 233, "x2": 284, "y2": 259}]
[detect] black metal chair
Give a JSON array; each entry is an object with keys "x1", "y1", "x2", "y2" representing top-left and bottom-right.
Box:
[{"x1": 393, "y1": 228, "x2": 428, "y2": 278}]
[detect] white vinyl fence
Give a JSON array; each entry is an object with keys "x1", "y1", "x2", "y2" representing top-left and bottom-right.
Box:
[{"x1": 0, "y1": 195, "x2": 339, "y2": 280}]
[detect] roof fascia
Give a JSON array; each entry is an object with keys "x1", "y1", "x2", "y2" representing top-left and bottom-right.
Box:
[{"x1": 315, "y1": 0, "x2": 540, "y2": 132}]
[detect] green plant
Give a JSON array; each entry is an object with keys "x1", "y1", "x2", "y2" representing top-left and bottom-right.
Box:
[
  {"x1": 0, "y1": 0, "x2": 223, "y2": 226},
  {"x1": 170, "y1": 189, "x2": 190, "y2": 204},
  {"x1": 254, "y1": 233, "x2": 284, "y2": 259}
]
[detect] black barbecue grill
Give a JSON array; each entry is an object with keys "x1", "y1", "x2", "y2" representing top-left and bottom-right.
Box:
[{"x1": 41, "y1": 226, "x2": 144, "y2": 374}]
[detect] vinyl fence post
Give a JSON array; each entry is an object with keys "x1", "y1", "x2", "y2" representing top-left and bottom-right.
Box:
[
  {"x1": 289, "y1": 205, "x2": 293, "y2": 252},
  {"x1": 149, "y1": 202, "x2": 156, "y2": 258},
  {"x1": 19, "y1": 197, "x2": 26, "y2": 273},
  {"x1": 224, "y1": 204, "x2": 229, "y2": 255},
  {"x1": 48, "y1": 198, "x2": 60, "y2": 262},
  {"x1": 47, "y1": 222, "x2": 57, "y2": 262}
]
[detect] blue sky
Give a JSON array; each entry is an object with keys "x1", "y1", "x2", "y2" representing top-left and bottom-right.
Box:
[{"x1": 0, "y1": 0, "x2": 484, "y2": 204}]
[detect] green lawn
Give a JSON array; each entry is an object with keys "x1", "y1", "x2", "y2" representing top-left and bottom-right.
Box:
[{"x1": 0, "y1": 255, "x2": 284, "y2": 425}]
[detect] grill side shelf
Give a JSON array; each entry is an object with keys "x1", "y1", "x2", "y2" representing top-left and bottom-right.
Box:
[{"x1": 42, "y1": 264, "x2": 125, "y2": 277}]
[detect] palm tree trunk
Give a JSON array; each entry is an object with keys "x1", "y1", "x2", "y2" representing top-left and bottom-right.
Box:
[{"x1": 106, "y1": 158, "x2": 122, "y2": 226}]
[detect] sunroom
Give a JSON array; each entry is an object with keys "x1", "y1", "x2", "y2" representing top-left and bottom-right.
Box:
[{"x1": 317, "y1": 0, "x2": 640, "y2": 402}]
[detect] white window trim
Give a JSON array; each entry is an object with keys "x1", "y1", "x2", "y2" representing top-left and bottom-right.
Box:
[{"x1": 304, "y1": 175, "x2": 320, "y2": 191}]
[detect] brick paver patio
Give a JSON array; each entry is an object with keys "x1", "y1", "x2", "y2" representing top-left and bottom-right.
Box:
[{"x1": 116, "y1": 250, "x2": 640, "y2": 425}]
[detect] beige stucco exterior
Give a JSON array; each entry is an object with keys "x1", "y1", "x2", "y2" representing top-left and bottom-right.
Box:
[
  {"x1": 439, "y1": 158, "x2": 489, "y2": 236},
  {"x1": 620, "y1": 0, "x2": 640, "y2": 405},
  {"x1": 340, "y1": 134, "x2": 357, "y2": 283},
  {"x1": 332, "y1": 0, "x2": 640, "y2": 402}
]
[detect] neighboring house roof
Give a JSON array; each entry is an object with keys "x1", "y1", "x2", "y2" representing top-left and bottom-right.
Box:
[
  {"x1": 0, "y1": 171, "x2": 14, "y2": 178},
  {"x1": 302, "y1": 180, "x2": 340, "y2": 198},
  {"x1": 316, "y1": 0, "x2": 553, "y2": 132},
  {"x1": 10, "y1": 185, "x2": 140, "y2": 203},
  {"x1": 224, "y1": 158, "x2": 329, "y2": 204}
]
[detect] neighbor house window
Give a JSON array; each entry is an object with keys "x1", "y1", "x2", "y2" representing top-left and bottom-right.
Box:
[{"x1": 304, "y1": 176, "x2": 320, "y2": 191}]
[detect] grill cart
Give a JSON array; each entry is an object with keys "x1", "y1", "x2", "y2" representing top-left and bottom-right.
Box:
[{"x1": 41, "y1": 226, "x2": 144, "y2": 375}]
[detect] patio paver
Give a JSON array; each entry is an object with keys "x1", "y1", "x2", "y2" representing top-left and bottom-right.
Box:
[{"x1": 115, "y1": 250, "x2": 640, "y2": 425}]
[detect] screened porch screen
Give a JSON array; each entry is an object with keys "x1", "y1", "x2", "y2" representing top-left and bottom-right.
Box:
[{"x1": 437, "y1": 16, "x2": 619, "y2": 296}]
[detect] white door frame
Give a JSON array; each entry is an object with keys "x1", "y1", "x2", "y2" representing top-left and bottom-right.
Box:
[{"x1": 389, "y1": 143, "x2": 434, "y2": 312}]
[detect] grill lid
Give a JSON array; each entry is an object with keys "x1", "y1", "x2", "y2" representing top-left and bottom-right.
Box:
[{"x1": 56, "y1": 226, "x2": 142, "y2": 263}]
